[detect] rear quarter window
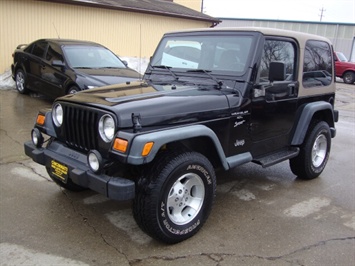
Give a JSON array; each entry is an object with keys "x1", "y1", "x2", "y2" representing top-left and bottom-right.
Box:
[{"x1": 303, "y1": 40, "x2": 333, "y2": 88}]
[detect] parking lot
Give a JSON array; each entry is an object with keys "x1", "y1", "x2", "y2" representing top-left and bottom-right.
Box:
[{"x1": 0, "y1": 82, "x2": 354, "y2": 265}]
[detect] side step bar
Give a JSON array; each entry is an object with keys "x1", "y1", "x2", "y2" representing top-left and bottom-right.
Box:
[{"x1": 253, "y1": 147, "x2": 300, "y2": 168}]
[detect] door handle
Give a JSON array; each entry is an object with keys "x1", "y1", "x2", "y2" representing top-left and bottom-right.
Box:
[{"x1": 287, "y1": 83, "x2": 296, "y2": 96}]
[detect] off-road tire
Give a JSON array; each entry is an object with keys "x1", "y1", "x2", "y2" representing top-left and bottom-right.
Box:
[
  {"x1": 133, "y1": 150, "x2": 216, "y2": 244},
  {"x1": 290, "y1": 121, "x2": 331, "y2": 179}
]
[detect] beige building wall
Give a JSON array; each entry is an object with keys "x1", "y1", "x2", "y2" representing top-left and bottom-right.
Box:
[
  {"x1": 174, "y1": 0, "x2": 202, "y2": 12},
  {"x1": 0, "y1": 0, "x2": 210, "y2": 73}
]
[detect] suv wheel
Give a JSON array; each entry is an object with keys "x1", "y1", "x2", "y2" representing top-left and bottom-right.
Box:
[
  {"x1": 133, "y1": 150, "x2": 216, "y2": 244},
  {"x1": 290, "y1": 121, "x2": 331, "y2": 179},
  {"x1": 67, "y1": 86, "x2": 79, "y2": 94},
  {"x1": 15, "y1": 69, "x2": 29, "y2": 94},
  {"x1": 343, "y1": 71, "x2": 355, "y2": 84}
]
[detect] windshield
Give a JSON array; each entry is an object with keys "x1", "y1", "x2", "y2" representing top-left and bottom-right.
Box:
[
  {"x1": 336, "y1": 52, "x2": 348, "y2": 62},
  {"x1": 150, "y1": 34, "x2": 254, "y2": 74},
  {"x1": 63, "y1": 45, "x2": 126, "y2": 69}
]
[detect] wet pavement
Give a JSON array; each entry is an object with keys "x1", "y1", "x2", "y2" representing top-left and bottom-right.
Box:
[{"x1": 0, "y1": 84, "x2": 354, "y2": 265}]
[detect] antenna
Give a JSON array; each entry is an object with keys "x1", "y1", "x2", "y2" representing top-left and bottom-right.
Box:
[{"x1": 52, "y1": 22, "x2": 60, "y2": 39}]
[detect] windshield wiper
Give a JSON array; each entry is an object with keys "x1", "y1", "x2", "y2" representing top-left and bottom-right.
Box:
[
  {"x1": 152, "y1": 65, "x2": 179, "y2": 81},
  {"x1": 186, "y1": 69, "x2": 224, "y2": 89},
  {"x1": 187, "y1": 69, "x2": 246, "y2": 97}
]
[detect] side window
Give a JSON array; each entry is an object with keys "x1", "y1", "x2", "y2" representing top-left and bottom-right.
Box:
[
  {"x1": 45, "y1": 44, "x2": 64, "y2": 63},
  {"x1": 24, "y1": 43, "x2": 34, "y2": 53},
  {"x1": 303, "y1": 40, "x2": 332, "y2": 88},
  {"x1": 31, "y1": 42, "x2": 47, "y2": 58},
  {"x1": 259, "y1": 39, "x2": 295, "y2": 83}
]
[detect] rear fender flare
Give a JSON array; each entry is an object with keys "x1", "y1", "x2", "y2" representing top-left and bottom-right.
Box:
[{"x1": 291, "y1": 102, "x2": 335, "y2": 146}]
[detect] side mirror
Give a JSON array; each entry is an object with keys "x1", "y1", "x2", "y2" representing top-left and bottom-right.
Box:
[
  {"x1": 122, "y1": 60, "x2": 128, "y2": 67},
  {"x1": 52, "y1": 60, "x2": 65, "y2": 68},
  {"x1": 269, "y1": 61, "x2": 286, "y2": 82}
]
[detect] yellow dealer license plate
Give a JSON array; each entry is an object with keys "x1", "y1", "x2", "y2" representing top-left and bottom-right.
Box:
[{"x1": 50, "y1": 160, "x2": 68, "y2": 183}]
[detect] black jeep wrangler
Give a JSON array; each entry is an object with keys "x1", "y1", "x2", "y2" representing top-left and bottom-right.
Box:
[{"x1": 24, "y1": 27, "x2": 338, "y2": 244}]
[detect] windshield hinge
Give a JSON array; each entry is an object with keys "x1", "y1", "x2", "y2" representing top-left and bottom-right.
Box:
[{"x1": 132, "y1": 113, "x2": 142, "y2": 133}]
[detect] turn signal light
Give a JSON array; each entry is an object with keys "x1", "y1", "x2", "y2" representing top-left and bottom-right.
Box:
[
  {"x1": 142, "y1": 142, "x2": 154, "y2": 156},
  {"x1": 113, "y1": 138, "x2": 128, "y2": 153},
  {"x1": 36, "y1": 114, "x2": 45, "y2": 125}
]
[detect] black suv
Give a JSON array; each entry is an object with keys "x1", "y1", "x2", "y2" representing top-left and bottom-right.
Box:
[
  {"x1": 24, "y1": 27, "x2": 339, "y2": 244},
  {"x1": 11, "y1": 39, "x2": 140, "y2": 99}
]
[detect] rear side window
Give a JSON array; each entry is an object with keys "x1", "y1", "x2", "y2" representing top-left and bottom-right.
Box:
[
  {"x1": 303, "y1": 40, "x2": 332, "y2": 88},
  {"x1": 45, "y1": 44, "x2": 64, "y2": 62},
  {"x1": 31, "y1": 42, "x2": 47, "y2": 58}
]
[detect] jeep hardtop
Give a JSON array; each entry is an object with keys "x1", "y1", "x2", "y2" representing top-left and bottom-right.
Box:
[{"x1": 24, "y1": 27, "x2": 338, "y2": 244}]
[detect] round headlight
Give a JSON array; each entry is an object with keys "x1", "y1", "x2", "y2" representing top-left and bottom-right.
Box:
[
  {"x1": 99, "y1": 114, "x2": 115, "y2": 142},
  {"x1": 31, "y1": 128, "x2": 44, "y2": 147},
  {"x1": 52, "y1": 103, "x2": 63, "y2": 127},
  {"x1": 87, "y1": 150, "x2": 103, "y2": 173}
]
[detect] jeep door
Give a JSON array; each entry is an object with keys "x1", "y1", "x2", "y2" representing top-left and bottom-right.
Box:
[{"x1": 250, "y1": 37, "x2": 299, "y2": 156}]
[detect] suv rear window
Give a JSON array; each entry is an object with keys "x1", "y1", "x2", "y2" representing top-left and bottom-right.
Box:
[{"x1": 303, "y1": 40, "x2": 333, "y2": 88}]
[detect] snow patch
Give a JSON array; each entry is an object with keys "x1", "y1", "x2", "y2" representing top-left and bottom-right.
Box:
[
  {"x1": 106, "y1": 209, "x2": 151, "y2": 245},
  {"x1": 284, "y1": 197, "x2": 331, "y2": 217},
  {"x1": 0, "y1": 69, "x2": 15, "y2": 89},
  {"x1": 0, "y1": 243, "x2": 88, "y2": 265},
  {"x1": 232, "y1": 189, "x2": 256, "y2": 201},
  {"x1": 342, "y1": 215, "x2": 355, "y2": 231},
  {"x1": 256, "y1": 184, "x2": 276, "y2": 191},
  {"x1": 11, "y1": 166, "x2": 46, "y2": 182},
  {"x1": 83, "y1": 194, "x2": 110, "y2": 204}
]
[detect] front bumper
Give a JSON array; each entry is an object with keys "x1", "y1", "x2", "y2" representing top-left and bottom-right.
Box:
[{"x1": 24, "y1": 141, "x2": 135, "y2": 201}]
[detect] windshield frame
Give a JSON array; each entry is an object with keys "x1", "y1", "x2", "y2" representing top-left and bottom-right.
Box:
[{"x1": 149, "y1": 31, "x2": 260, "y2": 77}]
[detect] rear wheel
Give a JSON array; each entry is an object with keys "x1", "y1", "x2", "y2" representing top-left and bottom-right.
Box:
[
  {"x1": 343, "y1": 71, "x2": 355, "y2": 84},
  {"x1": 15, "y1": 69, "x2": 29, "y2": 94},
  {"x1": 133, "y1": 150, "x2": 216, "y2": 244},
  {"x1": 290, "y1": 121, "x2": 331, "y2": 179}
]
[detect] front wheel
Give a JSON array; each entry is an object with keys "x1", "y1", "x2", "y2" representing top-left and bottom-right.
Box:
[
  {"x1": 343, "y1": 71, "x2": 355, "y2": 84},
  {"x1": 67, "y1": 86, "x2": 79, "y2": 94},
  {"x1": 290, "y1": 121, "x2": 331, "y2": 180},
  {"x1": 133, "y1": 151, "x2": 216, "y2": 244}
]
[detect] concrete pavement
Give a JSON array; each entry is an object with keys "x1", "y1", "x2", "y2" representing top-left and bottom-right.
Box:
[{"x1": 0, "y1": 84, "x2": 354, "y2": 265}]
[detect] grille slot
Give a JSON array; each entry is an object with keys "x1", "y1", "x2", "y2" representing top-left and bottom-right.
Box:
[{"x1": 63, "y1": 105, "x2": 100, "y2": 152}]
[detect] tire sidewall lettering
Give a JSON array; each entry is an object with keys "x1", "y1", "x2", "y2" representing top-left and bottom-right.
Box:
[
  {"x1": 186, "y1": 164, "x2": 212, "y2": 185},
  {"x1": 158, "y1": 161, "x2": 212, "y2": 237}
]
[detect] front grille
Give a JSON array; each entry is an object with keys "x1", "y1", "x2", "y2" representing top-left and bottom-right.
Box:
[{"x1": 62, "y1": 105, "x2": 100, "y2": 152}]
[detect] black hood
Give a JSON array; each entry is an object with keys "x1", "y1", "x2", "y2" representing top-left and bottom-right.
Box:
[
  {"x1": 75, "y1": 68, "x2": 141, "y2": 87},
  {"x1": 59, "y1": 81, "x2": 232, "y2": 128}
]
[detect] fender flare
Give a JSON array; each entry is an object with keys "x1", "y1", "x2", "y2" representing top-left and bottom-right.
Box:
[
  {"x1": 291, "y1": 101, "x2": 335, "y2": 146},
  {"x1": 119, "y1": 124, "x2": 231, "y2": 169}
]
